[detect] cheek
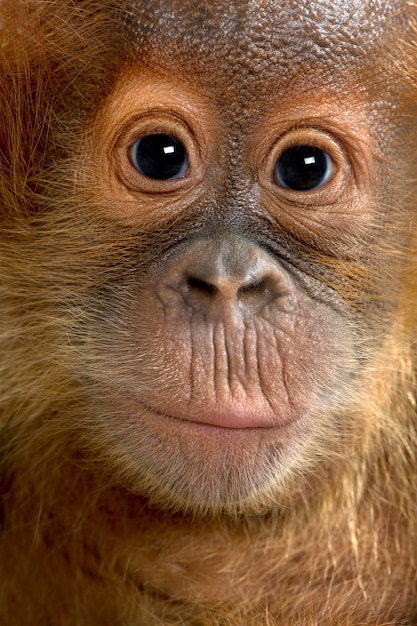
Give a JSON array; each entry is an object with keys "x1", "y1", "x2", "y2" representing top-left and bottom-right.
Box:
[{"x1": 76, "y1": 277, "x2": 355, "y2": 513}]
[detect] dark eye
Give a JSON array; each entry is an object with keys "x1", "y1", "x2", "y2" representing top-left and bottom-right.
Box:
[
  {"x1": 275, "y1": 145, "x2": 333, "y2": 191},
  {"x1": 130, "y1": 134, "x2": 188, "y2": 180}
]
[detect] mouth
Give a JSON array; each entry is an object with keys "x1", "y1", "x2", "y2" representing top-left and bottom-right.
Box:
[
  {"x1": 130, "y1": 391, "x2": 293, "y2": 430},
  {"x1": 145, "y1": 407, "x2": 280, "y2": 430},
  {"x1": 93, "y1": 383, "x2": 311, "y2": 513}
]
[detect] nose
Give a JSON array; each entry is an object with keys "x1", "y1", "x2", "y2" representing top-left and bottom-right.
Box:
[{"x1": 157, "y1": 236, "x2": 290, "y2": 317}]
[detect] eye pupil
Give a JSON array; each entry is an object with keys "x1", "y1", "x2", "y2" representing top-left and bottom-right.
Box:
[
  {"x1": 131, "y1": 134, "x2": 188, "y2": 180},
  {"x1": 275, "y1": 145, "x2": 332, "y2": 191}
]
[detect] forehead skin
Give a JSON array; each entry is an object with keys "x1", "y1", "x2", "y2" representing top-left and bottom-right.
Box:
[{"x1": 124, "y1": 0, "x2": 405, "y2": 98}]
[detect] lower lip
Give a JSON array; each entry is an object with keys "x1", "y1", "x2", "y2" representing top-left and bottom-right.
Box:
[
  {"x1": 137, "y1": 402, "x2": 285, "y2": 431},
  {"x1": 136, "y1": 404, "x2": 300, "y2": 455}
]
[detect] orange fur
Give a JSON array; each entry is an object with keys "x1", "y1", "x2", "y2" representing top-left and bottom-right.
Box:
[{"x1": 1, "y1": 1, "x2": 417, "y2": 624}]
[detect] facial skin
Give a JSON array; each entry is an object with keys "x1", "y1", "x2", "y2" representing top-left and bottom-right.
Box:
[
  {"x1": 69, "y1": 0, "x2": 410, "y2": 514},
  {"x1": 1, "y1": 1, "x2": 417, "y2": 624}
]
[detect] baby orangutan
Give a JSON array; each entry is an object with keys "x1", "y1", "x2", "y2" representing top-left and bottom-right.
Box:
[{"x1": 1, "y1": 0, "x2": 417, "y2": 624}]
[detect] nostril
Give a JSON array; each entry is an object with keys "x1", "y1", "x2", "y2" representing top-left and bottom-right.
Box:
[
  {"x1": 183, "y1": 276, "x2": 221, "y2": 310},
  {"x1": 183, "y1": 273, "x2": 276, "y2": 313},
  {"x1": 186, "y1": 276, "x2": 218, "y2": 296},
  {"x1": 238, "y1": 279, "x2": 264, "y2": 296},
  {"x1": 157, "y1": 236, "x2": 293, "y2": 315},
  {"x1": 237, "y1": 279, "x2": 273, "y2": 307},
  {"x1": 156, "y1": 236, "x2": 293, "y2": 318}
]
